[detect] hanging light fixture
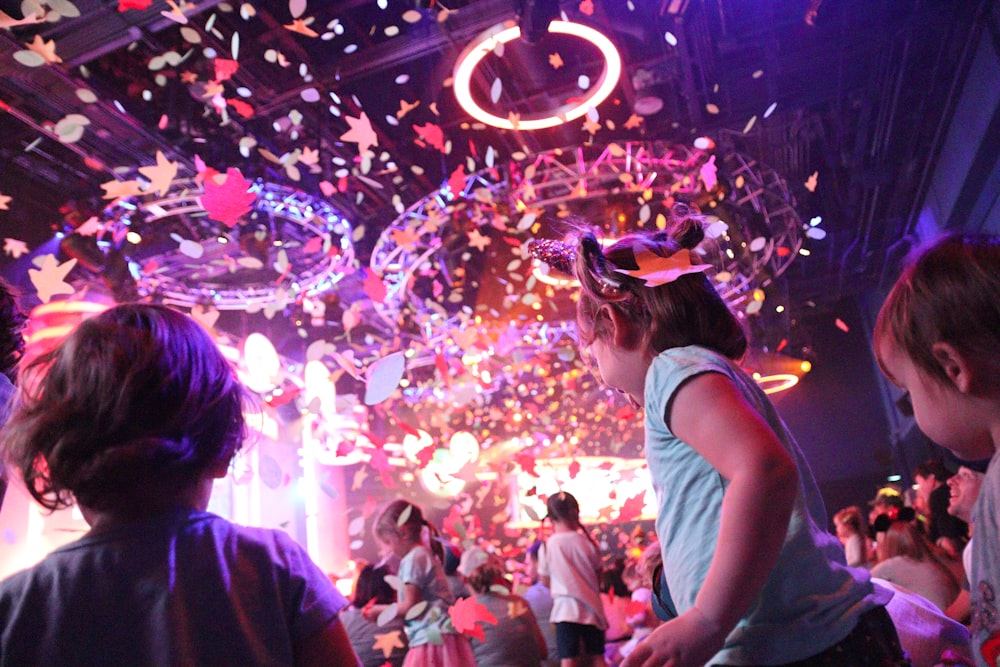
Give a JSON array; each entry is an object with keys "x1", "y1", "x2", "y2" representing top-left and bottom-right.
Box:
[{"x1": 452, "y1": 19, "x2": 622, "y2": 131}]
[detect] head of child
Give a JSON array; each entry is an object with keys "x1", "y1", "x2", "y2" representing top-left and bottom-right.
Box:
[
  {"x1": 465, "y1": 556, "x2": 506, "y2": 596},
  {"x1": 546, "y1": 490, "x2": 584, "y2": 530},
  {"x1": 0, "y1": 303, "x2": 246, "y2": 520},
  {"x1": 569, "y1": 210, "x2": 746, "y2": 402},
  {"x1": 352, "y1": 563, "x2": 396, "y2": 609},
  {"x1": 375, "y1": 499, "x2": 426, "y2": 559},
  {"x1": 874, "y1": 233, "x2": 1000, "y2": 461},
  {"x1": 832, "y1": 505, "x2": 864, "y2": 545}
]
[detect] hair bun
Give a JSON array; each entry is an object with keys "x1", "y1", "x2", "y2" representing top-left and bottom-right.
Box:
[{"x1": 669, "y1": 214, "x2": 705, "y2": 250}]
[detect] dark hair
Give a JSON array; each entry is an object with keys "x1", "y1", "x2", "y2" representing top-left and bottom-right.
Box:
[
  {"x1": 914, "y1": 458, "x2": 951, "y2": 482},
  {"x1": 600, "y1": 557, "x2": 629, "y2": 596},
  {"x1": 573, "y1": 209, "x2": 747, "y2": 360},
  {"x1": 0, "y1": 278, "x2": 26, "y2": 383},
  {"x1": 352, "y1": 563, "x2": 397, "y2": 608},
  {"x1": 465, "y1": 556, "x2": 506, "y2": 595},
  {"x1": 0, "y1": 303, "x2": 246, "y2": 512},
  {"x1": 546, "y1": 490, "x2": 601, "y2": 553},
  {"x1": 374, "y1": 499, "x2": 445, "y2": 563},
  {"x1": 874, "y1": 233, "x2": 1000, "y2": 389}
]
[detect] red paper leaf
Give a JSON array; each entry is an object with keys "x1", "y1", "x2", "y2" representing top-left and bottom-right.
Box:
[
  {"x1": 415, "y1": 444, "x2": 436, "y2": 468},
  {"x1": 449, "y1": 597, "x2": 497, "y2": 642},
  {"x1": 568, "y1": 459, "x2": 581, "y2": 479},
  {"x1": 363, "y1": 269, "x2": 387, "y2": 303},
  {"x1": 448, "y1": 165, "x2": 466, "y2": 197},
  {"x1": 118, "y1": 0, "x2": 151, "y2": 11},
  {"x1": 515, "y1": 452, "x2": 538, "y2": 477},
  {"x1": 616, "y1": 491, "x2": 646, "y2": 523},
  {"x1": 200, "y1": 168, "x2": 255, "y2": 228},
  {"x1": 835, "y1": 318, "x2": 850, "y2": 332},
  {"x1": 414, "y1": 122, "x2": 446, "y2": 152},
  {"x1": 227, "y1": 98, "x2": 254, "y2": 118},
  {"x1": 214, "y1": 58, "x2": 239, "y2": 82}
]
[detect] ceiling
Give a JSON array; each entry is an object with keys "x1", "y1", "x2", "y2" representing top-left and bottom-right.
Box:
[{"x1": 0, "y1": 0, "x2": 992, "y2": 425}]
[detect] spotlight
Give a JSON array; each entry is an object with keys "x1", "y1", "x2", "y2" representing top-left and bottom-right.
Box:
[{"x1": 514, "y1": 0, "x2": 560, "y2": 44}]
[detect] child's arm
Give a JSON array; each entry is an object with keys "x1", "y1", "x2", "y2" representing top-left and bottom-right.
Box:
[
  {"x1": 394, "y1": 582, "x2": 422, "y2": 617},
  {"x1": 362, "y1": 582, "x2": 423, "y2": 622},
  {"x1": 622, "y1": 372, "x2": 798, "y2": 667}
]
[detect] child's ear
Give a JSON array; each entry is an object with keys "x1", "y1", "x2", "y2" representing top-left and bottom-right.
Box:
[
  {"x1": 600, "y1": 304, "x2": 633, "y2": 348},
  {"x1": 932, "y1": 341, "x2": 973, "y2": 393}
]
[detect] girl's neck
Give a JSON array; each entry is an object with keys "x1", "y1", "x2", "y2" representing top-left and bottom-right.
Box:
[
  {"x1": 398, "y1": 537, "x2": 421, "y2": 557},
  {"x1": 551, "y1": 520, "x2": 577, "y2": 534}
]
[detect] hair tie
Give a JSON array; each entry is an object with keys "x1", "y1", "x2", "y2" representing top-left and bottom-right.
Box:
[{"x1": 580, "y1": 235, "x2": 626, "y2": 299}]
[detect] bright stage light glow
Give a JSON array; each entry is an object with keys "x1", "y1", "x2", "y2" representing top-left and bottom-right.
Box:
[{"x1": 453, "y1": 20, "x2": 622, "y2": 131}]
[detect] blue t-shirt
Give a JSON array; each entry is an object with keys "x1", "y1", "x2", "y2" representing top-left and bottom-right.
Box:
[
  {"x1": 970, "y1": 452, "x2": 1000, "y2": 666},
  {"x1": 0, "y1": 510, "x2": 349, "y2": 666},
  {"x1": 396, "y1": 544, "x2": 458, "y2": 646},
  {"x1": 644, "y1": 345, "x2": 890, "y2": 664}
]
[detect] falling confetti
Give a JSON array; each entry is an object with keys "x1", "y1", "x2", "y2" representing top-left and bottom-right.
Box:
[
  {"x1": 138, "y1": 151, "x2": 179, "y2": 196},
  {"x1": 29, "y1": 254, "x2": 77, "y2": 303},
  {"x1": 340, "y1": 112, "x2": 378, "y2": 156},
  {"x1": 199, "y1": 167, "x2": 255, "y2": 227}
]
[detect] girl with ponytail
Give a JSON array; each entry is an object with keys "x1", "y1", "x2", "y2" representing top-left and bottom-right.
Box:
[
  {"x1": 538, "y1": 490, "x2": 609, "y2": 667},
  {"x1": 530, "y1": 209, "x2": 907, "y2": 666},
  {"x1": 368, "y1": 499, "x2": 475, "y2": 666}
]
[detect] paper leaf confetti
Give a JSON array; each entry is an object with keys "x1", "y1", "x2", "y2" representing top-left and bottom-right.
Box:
[
  {"x1": 24, "y1": 34, "x2": 62, "y2": 64},
  {"x1": 804, "y1": 171, "x2": 819, "y2": 192},
  {"x1": 414, "y1": 122, "x2": 446, "y2": 152},
  {"x1": 467, "y1": 228, "x2": 491, "y2": 251},
  {"x1": 376, "y1": 603, "x2": 399, "y2": 627},
  {"x1": 29, "y1": 254, "x2": 77, "y2": 303},
  {"x1": 549, "y1": 53, "x2": 564, "y2": 69},
  {"x1": 200, "y1": 168, "x2": 255, "y2": 227},
  {"x1": 364, "y1": 351, "x2": 406, "y2": 406},
  {"x1": 614, "y1": 248, "x2": 711, "y2": 287},
  {"x1": 372, "y1": 630, "x2": 406, "y2": 659},
  {"x1": 118, "y1": 0, "x2": 152, "y2": 10},
  {"x1": 449, "y1": 596, "x2": 497, "y2": 642},
  {"x1": 340, "y1": 112, "x2": 378, "y2": 156},
  {"x1": 0, "y1": 192, "x2": 10, "y2": 210},
  {"x1": 363, "y1": 269, "x2": 388, "y2": 304},
  {"x1": 3, "y1": 239, "x2": 28, "y2": 258},
  {"x1": 616, "y1": 491, "x2": 646, "y2": 523},
  {"x1": 138, "y1": 151, "x2": 179, "y2": 196}
]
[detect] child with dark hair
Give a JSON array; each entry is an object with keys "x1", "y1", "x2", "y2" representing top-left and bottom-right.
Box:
[
  {"x1": 531, "y1": 212, "x2": 905, "y2": 666},
  {"x1": 874, "y1": 233, "x2": 1000, "y2": 665},
  {"x1": 368, "y1": 498, "x2": 475, "y2": 667},
  {"x1": 0, "y1": 303, "x2": 359, "y2": 666},
  {"x1": 464, "y1": 553, "x2": 546, "y2": 667},
  {"x1": 341, "y1": 563, "x2": 408, "y2": 667},
  {"x1": 538, "y1": 491, "x2": 608, "y2": 667}
]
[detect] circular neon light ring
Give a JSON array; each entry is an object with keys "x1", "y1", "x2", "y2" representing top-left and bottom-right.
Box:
[{"x1": 453, "y1": 20, "x2": 622, "y2": 131}]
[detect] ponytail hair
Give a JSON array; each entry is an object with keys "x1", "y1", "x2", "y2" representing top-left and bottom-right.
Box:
[
  {"x1": 572, "y1": 207, "x2": 747, "y2": 360},
  {"x1": 374, "y1": 498, "x2": 445, "y2": 563},
  {"x1": 546, "y1": 490, "x2": 602, "y2": 554}
]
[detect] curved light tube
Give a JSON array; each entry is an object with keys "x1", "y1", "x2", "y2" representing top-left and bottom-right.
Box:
[{"x1": 453, "y1": 20, "x2": 622, "y2": 131}]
